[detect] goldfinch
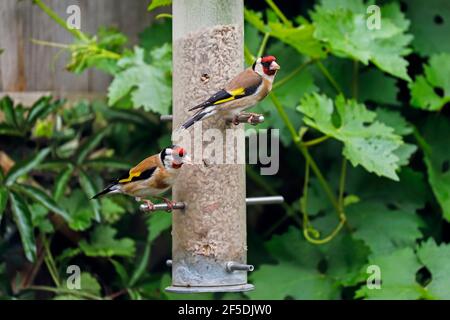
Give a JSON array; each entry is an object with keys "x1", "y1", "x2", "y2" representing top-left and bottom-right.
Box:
[
  {"x1": 92, "y1": 145, "x2": 190, "y2": 211},
  {"x1": 179, "y1": 55, "x2": 280, "y2": 130}
]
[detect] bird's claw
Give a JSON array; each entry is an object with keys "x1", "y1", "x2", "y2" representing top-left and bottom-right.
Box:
[
  {"x1": 232, "y1": 115, "x2": 240, "y2": 126},
  {"x1": 143, "y1": 200, "x2": 155, "y2": 212},
  {"x1": 161, "y1": 198, "x2": 175, "y2": 212}
]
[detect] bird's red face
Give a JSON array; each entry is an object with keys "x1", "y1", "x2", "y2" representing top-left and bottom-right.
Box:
[
  {"x1": 170, "y1": 146, "x2": 191, "y2": 169},
  {"x1": 261, "y1": 56, "x2": 280, "y2": 76}
]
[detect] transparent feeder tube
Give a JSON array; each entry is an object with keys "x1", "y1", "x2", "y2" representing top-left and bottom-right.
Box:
[{"x1": 168, "y1": 0, "x2": 252, "y2": 292}]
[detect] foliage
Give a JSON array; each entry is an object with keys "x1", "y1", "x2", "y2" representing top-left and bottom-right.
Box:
[{"x1": 1, "y1": 0, "x2": 449, "y2": 300}]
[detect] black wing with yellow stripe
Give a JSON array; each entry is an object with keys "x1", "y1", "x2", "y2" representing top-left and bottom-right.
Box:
[
  {"x1": 117, "y1": 166, "x2": 157, "y2": 184},
  {"x1": 188, "y1": 81, "x2": 261, "y2": 112}
]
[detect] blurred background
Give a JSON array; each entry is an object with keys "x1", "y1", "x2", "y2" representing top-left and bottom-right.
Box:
[{"x1": 1, "y1": 0, "x2": 449, "y2": 300}]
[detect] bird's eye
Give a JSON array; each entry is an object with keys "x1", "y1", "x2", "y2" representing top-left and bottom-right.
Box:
[{"x1": 262, "y1": 61, "x2": 271, "y2": 68}]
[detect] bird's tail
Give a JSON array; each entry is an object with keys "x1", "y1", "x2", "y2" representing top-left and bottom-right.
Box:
[
  {"x1": 179, "y1": 107, "x2": 217, "y2": 130},
  {"x1": 91, "y1": 184, "x2": 120, "y2": 199}
]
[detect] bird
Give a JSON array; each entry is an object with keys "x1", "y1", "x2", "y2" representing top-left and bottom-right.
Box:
[
  {"x1": 92, "y1": 145, "x2": 191, "y2": 211},
  {"x1": 179, "y1": 55, "x2": 280, "y2": 130}
]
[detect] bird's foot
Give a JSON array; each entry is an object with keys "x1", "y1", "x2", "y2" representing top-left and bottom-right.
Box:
[
  {"x1": 161, "y1": 197, "x2": 176, "y2": 212},
  {"x1": 245, "y1": 113, "x2": 262, "y2": 125},
  {"x1": 232, "y1": 114, "x2": 240, "y2": 126},
  {"x1": 143, "y1": 199, "x2": 155, "y2": 211}
]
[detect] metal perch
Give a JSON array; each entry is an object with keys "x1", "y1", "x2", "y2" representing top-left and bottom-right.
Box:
[{"x1": 139, "y1": 196, "x2": 285, "y2": 212}]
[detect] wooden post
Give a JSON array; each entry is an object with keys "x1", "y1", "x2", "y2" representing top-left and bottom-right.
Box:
[{"x1": 169, "y1": 0, "x2": 253, "y2": 292}]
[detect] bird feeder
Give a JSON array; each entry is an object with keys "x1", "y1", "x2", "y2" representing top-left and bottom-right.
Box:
[{"x1": 168, "y1": 0, "x2": 251, "y2": 293}]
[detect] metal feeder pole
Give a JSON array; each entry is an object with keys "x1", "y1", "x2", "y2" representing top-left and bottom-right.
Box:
[{"x1": 169, "y1": 0, "x2": 250, "y2": 293}]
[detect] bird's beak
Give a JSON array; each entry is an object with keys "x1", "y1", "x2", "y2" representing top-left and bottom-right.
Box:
[{"x1": 270, "y1": 61, "x2": 280, "y2": 70}]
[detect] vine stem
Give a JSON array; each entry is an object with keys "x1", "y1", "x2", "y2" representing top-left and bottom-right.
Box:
[
  {"x1": 269, "y1": 93, "x2": 340, "y2": 213},
  {"x1": 338, "y1": 158, "x2": 347, "y2": 211},
  {"x1": 257, "y1": 33, "x2": 271, "y2": 58},
  {"x1": 42, "y1": 236, "x2": 61, "y2": 287},
  {"x1": 317, "y1": 61, "x2": 343, "y2": 94},
  {"x1": 301, "y1": 159, "x2": 345, "y2": 245},
  {"x1": 303, "y1": 135, "x2": 330, "y2": 147},
  {"x1": 32, "y1": 0, "x2": 89, "y2": 42},
  {"x1": 265, "y1": 0, "x2": 291, "y2": 25}
]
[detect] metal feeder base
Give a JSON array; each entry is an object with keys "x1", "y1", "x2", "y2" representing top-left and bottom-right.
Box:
[{"x1": 165, "y1": 284, "x2": 254, "y2": 293}]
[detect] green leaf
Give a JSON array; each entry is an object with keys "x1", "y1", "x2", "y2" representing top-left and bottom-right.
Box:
[
  {"x1": 9, "y1": 191, "x2": 36, "y2": 262},
  {"x1": 79, "y1": 272, "x2": 102, "y2": 296},
  {"x1": 147, "y1": 211, "x2": 172, "y2": 243},
  {"x1": 298, "y1": 93, "x2": 403, "y2": 180},
  {"x1": 78, "y1": 170, "x2": 101, "y2": 222},
  {"x1": 108, "y1": 46, "x2": 172, "y2": 114},
  {"x1": 15, "y1": 184, "x2": 71, "y2": 223},
  {"x1": 346, "y1": 202, "x2": 423, "y2": 255},
  {"x1": 26, "y1": 96, "x2": 63, "y2": 125},
  {"x1": 409, "y1": 53, "x2": 450, "y2": 111},
  {"x1": 375, "y1": 109, "x2": 413, "y2": 136},
  {"x1": 61, "y1": 189, "x2": 94, "y2": 231},
  {"x1": 84, "y1": 158, "x2": 131, "y2": 170},
  {"x1": 76, "y1": 128, "x2": 109, "y2": 165},
  {"x1": 5, "y1": 148, "x2": 50, "y2": 186},
  {"x1": 52, "y1": 165, "x2": 74, "y2": 201},
  {"x1": 244, "y1": 9, "x2": 326, "y2": 59},
  {"x1": 148, "y1": 0, "x2": 171, "y2": 11},
  {"x1": 100, "y1": 198, "x2": 126, "y2": 223},
  {"x1": 79, "y1": 225, "x2": 136, "y2": 258},
  {"x1": 0, "y1": 96, "x2": 17, "y2": 127},
  {"x1": 246, "y1": 227, "x2": 339, "y2": 300},
  {"x1": 110, "y1": 259, "x2": 129, "y2": 285},
  {"x1": 29, "y1": 203, "x2": 53, "y2": 233},
  {"x1": 356, "y1": 248, "x2": 423, "y2": 300},
  {"x1": 311, "y1": 1, "x2": 412, "y2": 81},
  {"x1": 417, "y1": 239, "x2": 450, "y2": 299},
  {"x1": 0, "y1": 187, "x2": 8, "y2": 224},
  {"x1": 359, "y1": 69, "x2": 399, "y2": 106},
  {"x1": 405, "y1": 0, "x2": 450, "y2": 56},
  {"x1": 421, "y1": 117, "x2": 450, "y2": 221},
  {"x1": 0, "y1": 124, "x2": 23, "y2": 137},
  {"x1": 139, "y1": 20, "x2": 171, "y2": 51}
]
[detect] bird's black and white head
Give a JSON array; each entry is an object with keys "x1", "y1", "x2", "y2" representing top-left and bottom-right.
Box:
[
  {"x1": 252, "y1": 55, "x2": 280, "y2": 80},
  {"x1": 160, "y1": 145, "x2": 191, "y2": 170}
]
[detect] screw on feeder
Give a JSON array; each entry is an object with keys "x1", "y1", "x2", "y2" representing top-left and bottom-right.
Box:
[
  {"x1": 226, "y1": 261, "x2": 254, "y2": 272},
  {"x1": 166, "y1": 259, "x2": 173, "y2": 267}
]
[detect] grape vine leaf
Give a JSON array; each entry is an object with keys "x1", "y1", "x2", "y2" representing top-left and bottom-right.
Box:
[
  {"x1": 359, "y1": 69, "x2": 399, "y2": 106},
  {"x1": 298, "y1": 93, "x2": 403, "y2": 180},
  {"x1": 409, "y1": 53, "x2": 450, "y2": 111},
  {"x1": 417, "y1": 239, "x2": 450, "y2": 299},
  {"x1": 346, "y1": 202, "x2": 423, "y2": 255},
  {"x1": 404, "y1": 0, "x2": 450, "y2": 56},
  {"x1": 244, "y1": 9, "x2": 326, "y2": 59},
  {"x1": 356, "y1": 247, "x2": 423, "y2": 299},
  {"x1": 375, "y1": 109, "x2": 417, "y2": 166},
  {"x1": 246, "y1": 227, "x2": 338, "y2": 300},
  {"x1": 421, "y1": 117, "x2": 450, "y2": 221},
  {"x1": 108, "y1": 45, "x2": 172, "y2": 114},
  {"x1": 79, "y1": 225, "x2": 136, "y2": 258},
  {"x1": 311, "y1": 1, "x2": 412, "y2": 81}
]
